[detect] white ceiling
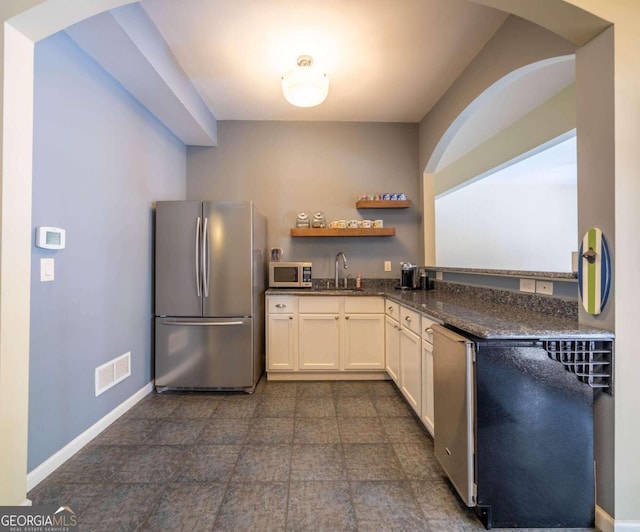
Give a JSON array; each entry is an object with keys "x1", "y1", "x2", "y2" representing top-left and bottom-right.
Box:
[{"x1": 139, "y1": 0, "x2": 509, "y2": 122}]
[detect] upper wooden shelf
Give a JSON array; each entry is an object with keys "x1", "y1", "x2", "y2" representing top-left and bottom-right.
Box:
[
  {"x1": 356, "y1": 200, "x2": 411, "y2": 209},
  {"x1": 290, "y1": 227, "x2": 396, "y2": 237}
]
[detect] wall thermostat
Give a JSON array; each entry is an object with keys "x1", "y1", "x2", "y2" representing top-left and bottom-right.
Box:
[{"x1": 35, "y1": 226, "x2": 66, "y2": 250}]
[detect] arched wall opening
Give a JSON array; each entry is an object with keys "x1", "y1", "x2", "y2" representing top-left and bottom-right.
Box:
[{"x1": 423, "y1": 55, "x2": 577, "y2": 271}]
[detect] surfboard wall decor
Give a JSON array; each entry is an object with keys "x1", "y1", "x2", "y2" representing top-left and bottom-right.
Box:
[{"x1": 578, "y1": 227, "x2": 612, "y2": 315}]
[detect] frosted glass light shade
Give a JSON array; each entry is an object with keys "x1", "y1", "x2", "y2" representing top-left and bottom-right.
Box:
[{"x1": 281, "y1": 56, "x2": 329, "y2": 108}]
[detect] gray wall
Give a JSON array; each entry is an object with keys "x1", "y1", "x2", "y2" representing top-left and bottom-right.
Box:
[
  {"x1": 418, "y1": 15, "x2": 577, "y2": 173},
  {"x1": 187, "y1": 121, "x2": 421, "y2": 279},
  {"x1": 28, "y1": 32, "x2": 186, "y2": 471}
]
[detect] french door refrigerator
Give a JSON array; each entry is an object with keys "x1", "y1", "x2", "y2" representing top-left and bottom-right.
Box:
[{"x1": 154, "y1": 200, "x2": 267, "y2": 393}]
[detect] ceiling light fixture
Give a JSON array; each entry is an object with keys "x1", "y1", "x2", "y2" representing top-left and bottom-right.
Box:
[{"x1": 281, "y1": 55, "x2": 329, "y2": 108}]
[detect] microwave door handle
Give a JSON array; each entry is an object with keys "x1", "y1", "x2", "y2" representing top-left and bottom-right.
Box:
[
  {"x1": 202, "y1": 217, "x2": 210, "y2": 298},
  {"x1": 195, "y1": 217, "x2": 202, "y2": 296}
]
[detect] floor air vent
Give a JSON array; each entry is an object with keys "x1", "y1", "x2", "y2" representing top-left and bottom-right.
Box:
[{"x1": 95, "y1": 351, "x2": 131, "y2": 396}]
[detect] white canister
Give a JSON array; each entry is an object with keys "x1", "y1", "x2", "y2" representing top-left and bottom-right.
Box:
[
  {"x1": 312, "y1": 212, "x2": 326, "y2": 228},
  {"x1": 361, "y1": 220, "x2": 372, "y2": 229},
  {"x1": 348, "y1": 220, "x2": 359, "y2": 228},
  {"x1": 337, "y1": 220, "x2": 347, "y2": 228},
  {"x1": 373, "y1": 219, "x2": 384, "y2": 228},
  {"x1": 296, "y1": 212, "x2": 310, "y2": 228}
]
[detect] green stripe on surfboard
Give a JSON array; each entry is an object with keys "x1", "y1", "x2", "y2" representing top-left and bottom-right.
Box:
[{"x1": 587, "y1": 228, "x2": 597, "y2": 314}]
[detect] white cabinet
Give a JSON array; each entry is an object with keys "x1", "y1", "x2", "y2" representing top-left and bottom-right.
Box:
[
  {"x1": 298, "y1": 297, "x2": 341, "y2": 370},
  {"x1": 298, "y1": 314, "x2": 341, "y2": 369},
  {"x1": 344, "y1": 313, "x2": 385, "y2": 369},
  {"x1": 266, "y1": 294, "x2": 385, "y2": 377},
  {"x1": 385, "y1": 316, "x2": 400, "y2": 383},
  {"x1": 384, "y1": 299, "x2": 440, "y2": 429},
  {"x1": 399, "y1": 306, "x2": 422, "y2": 415},
  {"x1": 421, "y1": 316, "x2": 436, "y2": 436},
  {"x1": 267, "y1": 314, "x2": 297, "y2": 370},
  {"x1": 344, "y1": 296, "x2": 385, "y2": 370},
  {"x1": 266, "y1": 296, "x2": 297, "y2": 370},
  {"x1": 385, "y1": 300, "x2": 400, "y2": 383},
  {"x1": 399, "y1": 325, "x2": 421, "y2": 414},
  {"x1": 421, "y1": 339, "x2": 435, "y2": 435}
]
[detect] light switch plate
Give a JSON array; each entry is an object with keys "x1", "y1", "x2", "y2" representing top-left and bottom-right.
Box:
[
  {"x1": 40, "y1": 258, "x2": 55, "y2": 282},
  {"x1": 384, "y1": 261, "x2": 392, "y2": 272}
]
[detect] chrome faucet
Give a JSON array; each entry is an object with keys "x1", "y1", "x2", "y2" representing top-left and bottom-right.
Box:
[{"x1": 335, "y1": 252, "x2": 348, "y2": 288}]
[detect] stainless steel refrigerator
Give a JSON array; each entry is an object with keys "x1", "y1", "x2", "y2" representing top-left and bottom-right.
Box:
[{"x1": 154, "y1": 200, "x2": 267, "y2": 393}]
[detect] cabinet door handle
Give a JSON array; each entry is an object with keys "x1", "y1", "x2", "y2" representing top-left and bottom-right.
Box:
[
  {"x1": 405, "y1": 316, "x2": 411, "y2": 322},
  {"x1": 388, "y1": 306, "x2": 394, "y2": 313},
  {"x1": 335, "y1": 316, "x2": 339, "y2": 320},
  {"x1": 345, "y1": 316, "x2": 350, "y2": 320},
  {"x1": 275, "y1": 304, "x2": 286, "y2": 308},
  {"x1": 425, "y1": 327, "x2": 433, "y2": 333},
  {"x1": 289, "y1": 316, "x2": 293, "y2": 320}
]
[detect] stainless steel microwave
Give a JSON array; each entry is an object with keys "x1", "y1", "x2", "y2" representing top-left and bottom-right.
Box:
[{"x1": 269, "y1": 261, "x2": 312, "y2": 288}]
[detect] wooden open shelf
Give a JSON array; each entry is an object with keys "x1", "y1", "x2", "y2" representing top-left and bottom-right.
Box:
[
  {"x1": 290, "y1": 227, "x2": 396, "y2": 237},
  {"x1": 356, "y1": 200, "x2": 411, "y2": 209}
]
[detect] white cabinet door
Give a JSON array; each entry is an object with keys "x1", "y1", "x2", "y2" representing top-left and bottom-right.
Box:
[
  {"x1": 267, "y1": 313, "x2": 297, "y2": 370},
  {"x1": 344, "y1": 314, "x2": 385, "y2": 369},
  {"x1": 385, "y1": 316, "x2": 400, "y2": 383},
  {"x1": 298, "y1": 314, "x2": 340, "y2": 370},
  {"x1": 421, "y1": 338, "x2": 435, "y2": 436},
  {"x1": 400, "y1": 326, "x2": 421, "y2": 415}
]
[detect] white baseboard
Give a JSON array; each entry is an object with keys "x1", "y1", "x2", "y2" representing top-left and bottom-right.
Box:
[
  {"x1": 26, "y1": 382, "x2": 153, "y2": 491},
  {"x1": 615, "y1": 522, "x2": 640, "y2": 531}
]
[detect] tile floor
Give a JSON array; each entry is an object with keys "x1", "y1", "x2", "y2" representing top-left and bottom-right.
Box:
[{"x1": 28, "y1": 378, "x2": 595, "y2": 531}]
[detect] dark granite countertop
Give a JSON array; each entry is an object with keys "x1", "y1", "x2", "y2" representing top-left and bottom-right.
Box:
[{"x1": 265, "y1": 286, "x2": 613, "y2": 341}]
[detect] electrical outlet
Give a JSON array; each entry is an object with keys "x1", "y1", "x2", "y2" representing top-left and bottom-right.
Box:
[
  {"x1": 519, "y1": 278, "x2": 536, "y2": 293},
  {"x1": 384, "y1": 261, "x2": 392, "y2": 272},
  {"x1": 536, "y1": 280, "x2": 554, "y2": 295},
  {"x1": 436, "y1": 271, "x2": 443, "y2": 280}
]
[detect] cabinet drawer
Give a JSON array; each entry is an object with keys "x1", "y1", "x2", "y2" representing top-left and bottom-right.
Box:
[
  {"x1": 421, "y1": 316, "x2": 439, "y2": 343},
  {"x1": 400, "y1": 305, "x2": 421, "y2": 336},
  {"x1": 385, "y1": 300, "x2": 400, "y2": 320},
  {"x1": 299, "y1": 296, "x2": 340, "y2": 314},
  {"x1": 345, "y1": 296, "x2": 384, "y2": 314},
  {"x1": 267, "y1": 296, "x2": 297, "y2": 314}
]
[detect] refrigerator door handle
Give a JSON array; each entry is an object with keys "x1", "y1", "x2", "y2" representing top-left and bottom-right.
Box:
[
  {"x1": 202, "y1": 217, "x2": 210, "y2": 298},
  {"x1": 162, "y1": 319, "x2": 244, "y2": 326},
  {"x1": 195, "y1": 217, "x2": 202, "y2": 296}
]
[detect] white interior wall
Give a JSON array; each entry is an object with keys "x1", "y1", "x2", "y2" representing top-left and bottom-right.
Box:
[{"x1": 436, "y1": 182, "x2": 577, "y2": 271}]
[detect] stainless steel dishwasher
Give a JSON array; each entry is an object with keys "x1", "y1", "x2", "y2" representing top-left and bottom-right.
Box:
[{"x1": 432, "y1": 324, "x2": 475, "y2": 506}]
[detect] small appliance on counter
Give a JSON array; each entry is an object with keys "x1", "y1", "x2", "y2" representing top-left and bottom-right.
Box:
[
  {"x1": 400, "y1": 262, "x2": 419, "y2": 289},
  {"x1": 419, "y1": 267, "x2": 433, "y2": 290},
  {"x1": 269, "y1": 261, "x2": 312, "y2": 288}
]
